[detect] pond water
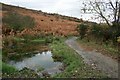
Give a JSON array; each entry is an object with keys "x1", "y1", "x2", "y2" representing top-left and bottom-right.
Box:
[{"x1": 9, "y1": 51, "x2": 63, "y2": 76}]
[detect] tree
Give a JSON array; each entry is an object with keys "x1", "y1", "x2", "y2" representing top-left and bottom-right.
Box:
[{"x1": 81, "y1": 0, "x2": 120, "y2": 45}]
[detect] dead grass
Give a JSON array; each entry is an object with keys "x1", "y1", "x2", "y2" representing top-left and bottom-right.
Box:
[{"x1": 1, "y1": 4, "x2": 79, "y2": 37}]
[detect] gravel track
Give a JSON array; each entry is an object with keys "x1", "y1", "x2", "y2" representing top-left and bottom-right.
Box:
[{"x1": 65, "y1": 37, "x2": 118, "y2": 78}]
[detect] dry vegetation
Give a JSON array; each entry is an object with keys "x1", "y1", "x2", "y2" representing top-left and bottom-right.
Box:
[{"x1": 1, "y1": 3, "x2": 80, "y2": 37}]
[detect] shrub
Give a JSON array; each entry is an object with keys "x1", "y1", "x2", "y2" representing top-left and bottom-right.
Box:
[
  {"x1": 3, "y1": 12, "x2": 35, "y2": 31},
  {"x1": 109, "y1": 23, "x2": 120, "y2": 45},
  {"x1": 45, "y1": 36, "x2": 53, "y2": 43},
  {"x1": 91, "y1": 24, "x2": 104, "y2": 38},
  {"x1": 77, "y1": 24, "x2": 88, "y2": 39}
]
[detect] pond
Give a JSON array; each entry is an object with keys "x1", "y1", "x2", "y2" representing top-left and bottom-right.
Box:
[{"x1": 9, "y1": 51, "x2": 63, "y2": 77}]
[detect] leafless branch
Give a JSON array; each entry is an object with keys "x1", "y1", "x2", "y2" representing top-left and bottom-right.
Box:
[{"x1": 109, "y1": 0, "x2": 115, "y2": 10}]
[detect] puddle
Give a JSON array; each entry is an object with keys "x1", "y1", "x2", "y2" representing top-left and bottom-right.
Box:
[{"x1": 9, "y1": 51, "x2": 63, "y2": 76}]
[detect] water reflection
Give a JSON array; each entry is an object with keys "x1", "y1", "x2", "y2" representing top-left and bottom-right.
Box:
[{"x1": 9, "y1": 51, "x2": 63, "y2": 75}]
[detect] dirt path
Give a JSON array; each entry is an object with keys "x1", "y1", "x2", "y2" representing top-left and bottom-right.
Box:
[{"x1": 65, "y1": 37, "x2": 118, "y2": 78}]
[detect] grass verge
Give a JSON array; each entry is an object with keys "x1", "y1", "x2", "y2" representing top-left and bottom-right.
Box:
[{"x1": 50, "y1": 39, "x2": 107, "y2": 78}]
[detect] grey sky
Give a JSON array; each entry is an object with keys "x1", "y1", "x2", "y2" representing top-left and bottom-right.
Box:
[{"x1": 0, "y1": 0, "x2": 102, "y2": 22}]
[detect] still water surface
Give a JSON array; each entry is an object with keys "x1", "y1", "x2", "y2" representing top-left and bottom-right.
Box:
[{"x1": 9, "y1": 51, "x2": 63, "y2": 75}]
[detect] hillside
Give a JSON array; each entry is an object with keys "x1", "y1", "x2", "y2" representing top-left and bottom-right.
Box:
[{"x1": 1, "y1": 3, "x2": 83, "y2": 37}]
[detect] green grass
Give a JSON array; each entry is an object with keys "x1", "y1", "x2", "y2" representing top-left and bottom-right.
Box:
[
  {"x1": 2, "y1": 62, "x2": 18, "y2": 74},
  {"x1": 32, "y1": 39, "x2": 45, "y2": 42},
  {"x1": 2, "y1": 63, "x2": 39, "y2": 78},
  {"x1": 14, "y1": 36, "x2": 53, "y2": 44},
  {"x1": 0, "y1": 49, "x2": 1, "y2": 56},
  {"x1": 14, "y1": 37, "x2": 25, "y2": 41},
  {"x1": 14, "y1": 37, "x2": 45, "y2": 43},
  {"x1": 0, "y1": 61, "x2": 1, "y2": 72},
  {"x1": 50, "y1": 39, "x2": 107, "y2": 78}
]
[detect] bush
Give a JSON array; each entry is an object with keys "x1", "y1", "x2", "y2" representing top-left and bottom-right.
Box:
[
  {"x1": 45, "y1": 36, "x2": 53, "y2": 43},
  {"x1": 109, "y1": 23, "x2": 120, "y2": 45},
  {"x1": 91, "y1": 24, "x2": 104, "y2": 38},
  {"x1": 77, "y1": 24, "x2": 88, "y2": 39},
  {"x1": 3, "y1": 12, "x2": 35, "y2": 31}
]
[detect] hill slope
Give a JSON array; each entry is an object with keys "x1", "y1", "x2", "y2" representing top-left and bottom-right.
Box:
[{"x1": 1, "y1": 3, "x2": 83, "y2": 37}]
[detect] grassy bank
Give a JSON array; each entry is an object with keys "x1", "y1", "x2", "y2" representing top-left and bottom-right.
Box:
[
  {"x1": 77, "y1": 38, "x2": 119, "y2": 60},
  {"x1": 50, "y1": 39, "x2": 107, "y2": 78}
]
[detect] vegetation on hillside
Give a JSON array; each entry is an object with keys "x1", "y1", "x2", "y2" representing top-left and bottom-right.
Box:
[
  {"x1": 2, "y1": 3, "x2": 79, "y2": 37},
  {"x1": 3, "y1": 12, "x2": 35, "y2": 31}
]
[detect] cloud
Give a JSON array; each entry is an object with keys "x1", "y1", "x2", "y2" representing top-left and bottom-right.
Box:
[
  {"x1": 0, "y1": 0, "x2": 99, "y2": 22},
  {"x1": 0, "y1": 0, "x2": 80, "y2": 13}
]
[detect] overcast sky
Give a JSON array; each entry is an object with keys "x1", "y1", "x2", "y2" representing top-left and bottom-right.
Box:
[{"x1": 0, "y1": 0, "x2": 103, "y2": 22}]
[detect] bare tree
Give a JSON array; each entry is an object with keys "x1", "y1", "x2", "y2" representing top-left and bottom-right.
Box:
[
  {"x1": 81, "y1": 0, "x2": 120, "y2": 27},
  {"x1": 81, "y1": 0, "x2": 120, "y2": 45}
]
